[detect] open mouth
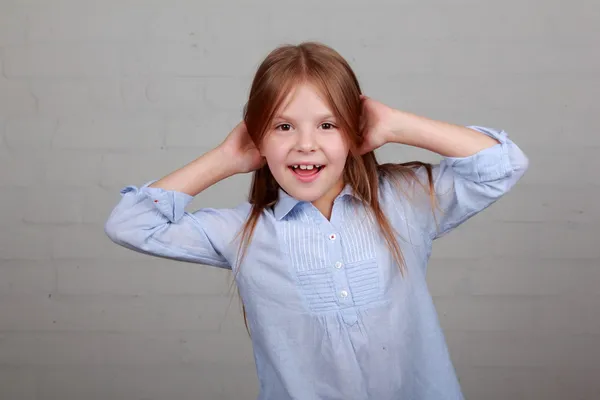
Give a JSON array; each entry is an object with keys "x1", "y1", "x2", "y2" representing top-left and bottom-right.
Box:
[{"x1": 288, "y1": 164, "x2": 325, "y2": 181}]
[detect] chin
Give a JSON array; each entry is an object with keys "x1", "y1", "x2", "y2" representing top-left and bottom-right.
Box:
[{"x1": 282, "y1": 185, "x2": 326, "y2": 202}]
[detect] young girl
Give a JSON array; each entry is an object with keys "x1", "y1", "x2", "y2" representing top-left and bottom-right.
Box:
[{"x1": 105, "y1": 42, "x2": 528, "y2": 400}]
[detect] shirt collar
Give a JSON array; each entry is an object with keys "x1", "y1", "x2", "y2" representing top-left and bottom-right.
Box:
[{"x1": 273, "y1": 184, "x2": 361, "y2": 220}]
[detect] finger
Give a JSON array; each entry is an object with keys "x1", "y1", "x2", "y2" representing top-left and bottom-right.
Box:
[
  {"x1": 359, "y1": 117, "x2": 366, "y2": 136},
  {"x1": 358, "y1": 142, "x2": 369, "y2": 156},
  {"x1": 357, "y1": 143, "x2": 364, "y2": 155},
  {"x1": 359, "y1": 105, "x2": 368, "y2": 132}
]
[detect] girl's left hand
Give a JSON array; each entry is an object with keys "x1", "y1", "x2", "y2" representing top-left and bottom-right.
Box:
[{"x1": 357, "y1": 94, "x2": 400, "y2": 155}]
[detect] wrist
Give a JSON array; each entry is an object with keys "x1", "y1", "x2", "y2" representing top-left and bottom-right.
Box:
[
  {"x1": 212, "y1": 146, "x2": 242, "y2": 177},
  {"x1": 389, "y1": 110, "x2": 433, "y2": 147},
  {"x1": 388, "y1": 109, "x2": 412, "y2": 144}
]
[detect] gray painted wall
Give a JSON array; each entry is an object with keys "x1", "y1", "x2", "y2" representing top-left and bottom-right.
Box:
[{"x1": 1, "y1": 0, "x2": 598, "y2": 399}]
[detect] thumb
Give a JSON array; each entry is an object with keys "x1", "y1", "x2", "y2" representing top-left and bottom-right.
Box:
[{"x1": 357, "y1": 139, "x2": 369, "y2": 156}]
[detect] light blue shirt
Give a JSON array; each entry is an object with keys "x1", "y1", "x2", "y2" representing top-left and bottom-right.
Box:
[{"x1": 105, "y1": 126, "x2": 529, "y2": 400}]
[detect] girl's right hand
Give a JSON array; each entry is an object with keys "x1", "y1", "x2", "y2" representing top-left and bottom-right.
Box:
[{"x1": 219, "y1": 121, "x2": 265, "y2": 174}]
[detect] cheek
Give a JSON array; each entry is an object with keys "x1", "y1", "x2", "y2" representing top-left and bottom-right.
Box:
[
  {"x1": 260, "y1": 138, "x2": 280, "y2": 161},
  {"x1": 262, "y1": 147, "x2": 288, "y2": 173},
  {"x1": 325, "y1": 135, "x2": 350, "y2": 164},
  {"x1": 262, "y1": 136, "x2": 295, "y2": 162}
]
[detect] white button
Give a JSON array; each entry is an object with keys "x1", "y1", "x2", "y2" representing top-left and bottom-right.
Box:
[
  {"x1": 334, "y1": 261, "x2": 343, "y2": 269},
  {"x1": 329, "y1": 233, "x2": 336, "y2": 240},
  {"x1": 339, "y1": 290, "x2": 348, "y2": 298}
]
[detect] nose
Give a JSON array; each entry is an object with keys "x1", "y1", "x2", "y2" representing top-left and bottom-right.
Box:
[{"x1": 294, "y1": 128, "x2": 318, "y2": 153}]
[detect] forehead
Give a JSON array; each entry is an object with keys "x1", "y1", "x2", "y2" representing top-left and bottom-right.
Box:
[{"x1": 274, "y1": 83, "x2": 334, "y2": 119}]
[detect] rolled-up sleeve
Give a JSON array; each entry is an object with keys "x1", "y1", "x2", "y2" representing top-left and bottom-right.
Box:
[
  {"x1": 104, "y1": 180, "x2": 247, "y2": 269},
  {"x1": 414, "y1": 126, "x2": 529, "y2": 240}
]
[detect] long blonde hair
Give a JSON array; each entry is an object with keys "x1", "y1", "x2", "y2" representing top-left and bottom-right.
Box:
[{"x1": 230, "y1": 42, "x2": 436, "y2": 333}]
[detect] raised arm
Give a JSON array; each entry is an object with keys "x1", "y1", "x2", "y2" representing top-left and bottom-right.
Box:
[
  {"x1": 104, "y1": 122, "x2": 264, "y2": 268},
  {"x1": 358, "y1": 96, "x2": 528, "y2": 241},
  {"x1": 408, "y1": 124, "x2": 528, "y2": 240}
]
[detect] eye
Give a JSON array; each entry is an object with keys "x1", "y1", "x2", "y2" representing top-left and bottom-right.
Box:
[
  {"x1": 321, "y1": 122, "x2": 336, "y2": 130},
  {"x1": 275, "y1": 123, "x2": 292, "y2": 132}
]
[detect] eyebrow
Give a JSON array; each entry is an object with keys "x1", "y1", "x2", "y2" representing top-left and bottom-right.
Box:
[{"x1": 274, "y1": 113, "x2": 336, "y2": 121}]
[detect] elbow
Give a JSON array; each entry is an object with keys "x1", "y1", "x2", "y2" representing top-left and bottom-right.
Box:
[
  {"x1": 520, "y1": 150, "x2": 530, "y2": 172},
  {"x1": 104, "y1": 215, "x2": 137, "y2": 247},
  {"x1": 491, "y1": 145, "x2": 529, "y2": 197},
  {"x1": 104, "y1": 212, "x2": 163, "y2": 252},
  {"x1": 104, "y1": 218, "x2": 146, "y2": 253},
  {"x1": 104, "y1": 217, "x2": 124, "y2": 245},
  {"x1": 511, "y1": 145, "x2": 530, "y2": 181}
]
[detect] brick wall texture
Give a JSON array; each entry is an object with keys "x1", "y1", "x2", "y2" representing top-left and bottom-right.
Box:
[{"x1": 1, "y1": 1, "x2": 598, "y2": 399}]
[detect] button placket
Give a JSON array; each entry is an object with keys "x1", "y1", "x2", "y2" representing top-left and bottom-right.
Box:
[
  {"x1": 328, "y1": 199, "x2": 360, "y2": 325},
  {"x1": 317, "y1": 202, "x2": 353, "y2": 308},
  {"x1": 324, "y1": 229, "x2": 352, "y2": 306}
]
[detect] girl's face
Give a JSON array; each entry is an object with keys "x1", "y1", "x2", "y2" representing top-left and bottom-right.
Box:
[{"x1": 260, "y1": 83, "x2": 350, "y2": 211}]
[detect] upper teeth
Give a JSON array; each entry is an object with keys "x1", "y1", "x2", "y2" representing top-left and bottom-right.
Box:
[{"x1": 293, "y1": 165, "x2": 321, "y2": 170}]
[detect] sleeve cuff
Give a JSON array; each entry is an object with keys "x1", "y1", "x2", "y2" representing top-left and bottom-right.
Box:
[
  {"x1": 120, "y1": 180, "x2": 194, "y2": 223},
  {"x1": 443, "y1": 125, "x2": 514, "y2": 183}
]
